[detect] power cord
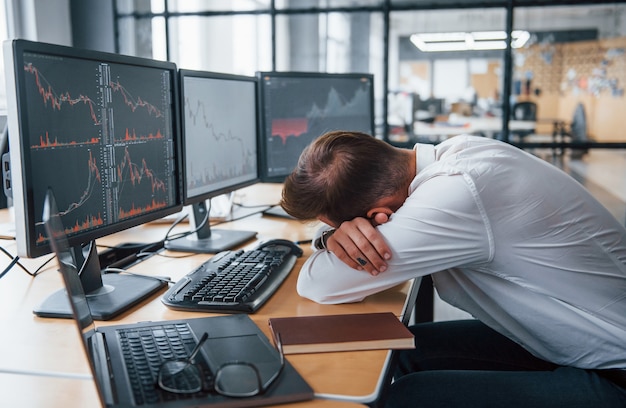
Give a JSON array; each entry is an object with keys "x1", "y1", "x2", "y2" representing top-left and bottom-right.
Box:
[
  {"x1": 102, "y1": 267, "x2": 175, "y2": 284},
  {"x1": 0, "y1": 245, "x2": 55, "y2": 279}
]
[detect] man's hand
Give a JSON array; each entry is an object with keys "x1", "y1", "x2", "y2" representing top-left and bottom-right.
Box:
[{"x1": 325, "y1": 216, "x2": 391, "y2": 275}]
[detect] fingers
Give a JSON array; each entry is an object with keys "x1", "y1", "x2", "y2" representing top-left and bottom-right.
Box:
[
  {"x1": 325, "y1": 218, "x2": 391, "y2": 275},
  {"x1": 372, "y1": 212, "x2": 390, "y2": 226}
]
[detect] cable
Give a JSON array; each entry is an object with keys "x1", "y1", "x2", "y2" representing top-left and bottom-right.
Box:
[
  {"x1": 0, "y1": 256, "x2": 19, "y2": 280},
  {"x1": 0, "y1": 245, "x2": 55, "y2": 278},
  {"x1": 209, "y1": 206, "x2": 268, "y2": 226},
  {"x1": 162, "y1": 199, "x2": 267, "y2": 240},
  {"x1": 102, "y1": 267, "x2": 175, "y2": 284},
  {"x1": 164, "y1": 201, "x2": 211, "y2": 242},
  {"x1": 233, "y1": 201, "x2": 279, "y2": 209}
]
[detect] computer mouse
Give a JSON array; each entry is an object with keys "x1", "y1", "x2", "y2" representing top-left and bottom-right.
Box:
[{"x1": 256, "y1": 239, "x2": 304, "y2": 257}]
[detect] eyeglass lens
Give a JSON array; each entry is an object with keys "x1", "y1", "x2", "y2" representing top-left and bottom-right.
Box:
[
  {"x1": 157, "y1": 332, "x2": 208, "y2": 394},
  {"x1": 215, "y1": 363, "x2": 263, "y2": 397},
  {"x1": 157, "y1": 332, "x2": 284, "y2": 397},
  {"x1": 158, "y1": 361, "x2": 203, "y2": 393}
]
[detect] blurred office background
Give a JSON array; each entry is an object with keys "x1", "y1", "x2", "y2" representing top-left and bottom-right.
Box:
[
  {"x1": 1, "y1": 1, "x2": 625, "y2": 145},
  {"x1": 1, "y1": 0, "x2": 625, "y2": 319}
]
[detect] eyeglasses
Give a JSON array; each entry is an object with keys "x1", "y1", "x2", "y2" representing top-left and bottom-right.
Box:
[{"x1": 157, "y1": 332, "x2": 285, "y2": 398}]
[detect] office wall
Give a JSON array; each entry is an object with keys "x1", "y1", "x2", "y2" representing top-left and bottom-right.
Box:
[
  {"x1": 6, "y1": 0, "x2": 72, "y2": 45},
  {"x1": 515, "y1": 36, "x2": 626, "y2": 141},
  {"x1": 35, "y1": 0, "x2": 71, "y2": 45},
  {"x1": 6, "y1": 0, "x2": 115, "y2": 53},
  {"x1": 69, "y1": 0, "x2": 115, "y2": 53},
  {"x1": 471, "y1": 60, "x2": 500, "y2": 100},
  {"x1": 23, "y1": 1, "x2": 626, "y2": 145}
]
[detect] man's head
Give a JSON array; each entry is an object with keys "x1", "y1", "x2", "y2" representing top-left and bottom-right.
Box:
[{"x1": 280, "y1": 130, "x2": 414, "y2": 226}]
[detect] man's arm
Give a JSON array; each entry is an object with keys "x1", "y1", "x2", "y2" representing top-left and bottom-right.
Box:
[
  {"x1": 297, "y1": 175, "x2": 493, "y2": 304},
  {"x1": 297, "y1": 247, "x2": 415, "y2": 304},
  {"x1": 324, "y1": 217, "x2": 391, "y2": 275}
]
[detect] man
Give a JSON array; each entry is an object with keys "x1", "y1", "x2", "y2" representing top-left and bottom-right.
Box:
[{"x1": 281, "y1": 131, "x2": 626, "y2": 407}]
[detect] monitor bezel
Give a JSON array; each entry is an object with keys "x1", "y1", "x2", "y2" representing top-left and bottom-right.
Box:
[
  {"x1": 256, "y1": 71, "x2": 375, "y2": 183},
  {"x1": 178, "y1": 69, "x2": 260, "y2": 206},
  {"x1": 4, "y1": 39, "x2": 183, "y2": 258}
]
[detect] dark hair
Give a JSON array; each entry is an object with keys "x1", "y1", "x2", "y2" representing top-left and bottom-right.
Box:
[{"x1": 280, "y1": 130, "x2": 410, "y2": 225}]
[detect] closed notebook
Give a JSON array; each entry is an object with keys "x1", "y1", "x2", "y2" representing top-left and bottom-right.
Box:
[{"x1": 268, "y1": 312, "x2": 415, "y2": 354}]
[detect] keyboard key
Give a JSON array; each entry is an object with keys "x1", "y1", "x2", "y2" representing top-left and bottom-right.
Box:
[
  {"x1": 161, "y1": 240, "x2": 302, "y2": 313},
  {"x1": 117, "y1": 324, "x2": 208, "y2": 405}
]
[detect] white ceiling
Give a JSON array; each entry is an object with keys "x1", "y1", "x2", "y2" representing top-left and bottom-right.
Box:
[{"x1": 390, "y1": 4, "x2": 626, "y2": 38}]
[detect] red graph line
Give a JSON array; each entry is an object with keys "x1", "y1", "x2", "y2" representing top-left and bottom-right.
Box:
[
  {"x1": 24, "y1": 63, "x2": 101, "y2": 125},
  {"x1": 118, "y1": 128, "x2": 164, "y2": 142},
  {"x1": 37, "y1": 212, "x2": 104, "y2": 244},
  {"x1": 31, "y1": 131, "x2": 100, "y2": 149},
  {"x1": 271, "y1": 118, "x2": 309, "y2": 144},
  {"x1": 36, "y1": 150, "x2": 102, "y2": 242},
  {"x1": 117, "y1": 146, "x2": 166, "y2": 195},
  {"x1": 118, "y1": 199, "x2": 168, "y2": 219},
  {"x1": 109, "y1": 80, "x2": 163, "y2": 118},
  {"x1": 25, "y1": 63, "x2": 163, "y2": 125},
  {"x1": 68, "y1": 213, "x2": 104, "y2": 234}
]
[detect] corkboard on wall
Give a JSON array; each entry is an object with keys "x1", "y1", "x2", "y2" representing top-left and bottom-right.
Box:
[
  {"x1": 470, "y1": 60, "x2": 500, "y2": 100},
  {"x1": 514, "y1": 37, "x2": 626, "y2": 141}
]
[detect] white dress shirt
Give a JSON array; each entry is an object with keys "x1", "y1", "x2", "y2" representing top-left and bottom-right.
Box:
[{"x1": 297, "y1": 135, "x2": 626, "y2": 369}]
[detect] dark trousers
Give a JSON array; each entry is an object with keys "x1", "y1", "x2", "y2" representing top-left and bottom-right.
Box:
[{"x1": 384, "y1": 320, "x2": 626, "y2": 408}]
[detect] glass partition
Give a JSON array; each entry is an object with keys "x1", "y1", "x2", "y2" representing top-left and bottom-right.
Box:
[
  {"x1": 275, "y1": 11, "x2": 385, "y2": 136},
  {"x1": 389, "y1": 8, "x2": 507, "y2": 143},
  {"x1": 512, "y1": 4, "x2": 626, "y2": 145},
  {"x1": 113, "y1": 1, "x2": 626, "y2": 148},
  {"x1": 168, "y1": 15, "x2": 272, "y2": 75}
]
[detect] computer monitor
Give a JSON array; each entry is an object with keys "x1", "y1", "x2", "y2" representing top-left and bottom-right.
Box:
[
  {"x1": 0, "y1": 118, "x2": 9, "y2": 209},
  {"x1": 164, "y1": 69, "x2": 259, "y2": 253},
  {"x1": 3, "y1": 39, "x2": 182, "y2": 319},
  {"x1": 417, "y1": 97, "x2": 445, "y2": 119},
  {"x1": 257, "y1": 71, "x2": 375, "y2": 182}
]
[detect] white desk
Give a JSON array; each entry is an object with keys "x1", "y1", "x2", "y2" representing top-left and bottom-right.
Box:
[{"x1": 413, "y1": 117, "x2": 536, "y2": 140}]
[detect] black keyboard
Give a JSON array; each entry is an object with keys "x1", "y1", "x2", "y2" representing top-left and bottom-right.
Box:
[
  {"x1": 161, "y1": 239, "x2": 303, "y2": 313},
  {"x1": 119, "y1": 323, "x2": 212, "y2": 405}
]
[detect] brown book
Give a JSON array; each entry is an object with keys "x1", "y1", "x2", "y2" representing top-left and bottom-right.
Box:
[{"x1": 268, "y1": 312, "x2": 415, "y2": 354}]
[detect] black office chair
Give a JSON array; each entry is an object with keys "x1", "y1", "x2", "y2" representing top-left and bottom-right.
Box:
[{"x1": 510, "y1": 101, "x2": 537, "y2": 140}]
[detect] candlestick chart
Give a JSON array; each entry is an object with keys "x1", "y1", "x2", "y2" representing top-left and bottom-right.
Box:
[{"x1": 22, "y1": 54, "x2": 176, "y2": 240}]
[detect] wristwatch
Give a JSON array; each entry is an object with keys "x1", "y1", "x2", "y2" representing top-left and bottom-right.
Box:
[{"x1": 314, "y1": 229, "x2": 336, "y2": 250}]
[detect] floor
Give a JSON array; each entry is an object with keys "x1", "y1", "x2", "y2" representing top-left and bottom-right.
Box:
[
  {"x1": 565, "y1": 149, "x2": 626, "y2": 225},
  {"x1": 434, "y1": 147, "x2": 626, "y2": 321}
]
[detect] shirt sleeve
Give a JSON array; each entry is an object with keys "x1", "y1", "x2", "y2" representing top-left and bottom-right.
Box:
[{"x1": 296, "y1": 173, "x2": 493, "y2": 304}]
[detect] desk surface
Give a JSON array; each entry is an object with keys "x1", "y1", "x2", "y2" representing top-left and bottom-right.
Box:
[
  {"x1": 0, "y1": 372, "x2": 365, "y2": 408},
  {"x1": 413, "y1": 116, "x2": 535, "y2": 138},
  {"x1": 0, "y1": 183, "x2": 412, "y2": 407}
]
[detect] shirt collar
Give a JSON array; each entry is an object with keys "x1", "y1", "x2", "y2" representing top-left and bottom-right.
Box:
[{"x1": 414, "y1": 143, "x2": 436, "y2": 174}]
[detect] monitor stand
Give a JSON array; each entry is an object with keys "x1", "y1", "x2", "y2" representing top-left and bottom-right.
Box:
[
  {"x1": 33, "y1": 240, "x2": 167, "y2": 320},
  {"x1": 164, "y1": 200, "x2": 256, "y2": 254}
]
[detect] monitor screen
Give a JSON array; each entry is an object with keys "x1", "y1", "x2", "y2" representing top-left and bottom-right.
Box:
[
  {"x1": 179, "y1": 70, "x2": 259, "y2": 204},
  {"x1": 257, "y1": 71, "x2": 375, "y2": 182},
  {"x1": 4, "y1": 39, "x2": 182, "y2": 259},
  {"x1": 163, "y1": 69, "x2": 258, "y2": 253}
]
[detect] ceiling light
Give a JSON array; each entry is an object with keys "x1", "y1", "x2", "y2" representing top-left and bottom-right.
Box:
[{"x1": 410, "y1": 30, "x2": 530, "y2": 52}]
